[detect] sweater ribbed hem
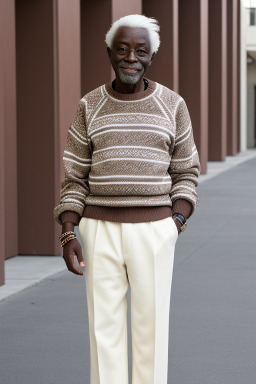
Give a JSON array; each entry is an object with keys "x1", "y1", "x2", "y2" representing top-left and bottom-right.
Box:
[
  {"x1": 82, "y1": 205, "x2": 172, "y2": 223},
  {"x1": 60, "y1": 198, "x2": 193, "y2": 225},
  {"x1": 60, "y1": 211, "x2": 80, "y2": 226},
  {"x1": 172, "y1": 199, "x2": 193, "y2": 219}
]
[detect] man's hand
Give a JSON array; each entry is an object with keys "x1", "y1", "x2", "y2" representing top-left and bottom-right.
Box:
[
  {"x1": 62, "y1": 238, "x2": 85, "y2": 275},
  {"x1": 173, "y1": 217, "x2": 181, "y2": 235},
  {"x1": 61, "y1": 222, "x2": 85, "y2": 275}
]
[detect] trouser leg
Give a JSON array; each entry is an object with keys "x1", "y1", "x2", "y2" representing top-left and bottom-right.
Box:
[
  {"x1": 79, "y1": 218, "x2": 129, "y2": 384},
  {"x1": 124, "y1": 217, "x2": 178, "y2": 384}
]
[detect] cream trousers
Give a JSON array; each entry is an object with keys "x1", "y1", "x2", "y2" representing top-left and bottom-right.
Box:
[{"x1": 78, "y1": 216, "x2": 179, "y2": 384}]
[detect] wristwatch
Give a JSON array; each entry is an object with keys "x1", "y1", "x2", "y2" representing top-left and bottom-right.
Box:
[{"x1": 173, "y1": 213, "x2": 187, "y2": 232}]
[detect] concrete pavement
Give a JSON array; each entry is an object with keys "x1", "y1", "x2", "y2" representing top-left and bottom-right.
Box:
[
  {"x1": 0, "y1": 149, "x2": 256, "y2": 384},
  {"x1": 1, "y1": 149, "x2": 255, "y2": 302}
]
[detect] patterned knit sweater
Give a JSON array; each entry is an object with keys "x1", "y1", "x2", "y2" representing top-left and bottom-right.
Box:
[{"x1": 54, "y1": 79, "x2": 200, "y2": 225}]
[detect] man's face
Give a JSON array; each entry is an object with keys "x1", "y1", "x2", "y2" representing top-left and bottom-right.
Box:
[{"x1": 107, "y1": 26, "x2": 154, "y2": 85}]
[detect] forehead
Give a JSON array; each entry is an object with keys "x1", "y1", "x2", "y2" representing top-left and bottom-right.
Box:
[{"x1": 113, "y1": 26, "x2": 151, "y2": 47}]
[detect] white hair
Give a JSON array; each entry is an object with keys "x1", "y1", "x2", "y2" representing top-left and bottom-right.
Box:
[{"x1": 105, "y1": 14, "x2": 160, "y2": 54}]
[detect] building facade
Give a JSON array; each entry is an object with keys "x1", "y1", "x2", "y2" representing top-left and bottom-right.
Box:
[{"x1": 0, "y1": 0, "x2": 245, "y2": 285}]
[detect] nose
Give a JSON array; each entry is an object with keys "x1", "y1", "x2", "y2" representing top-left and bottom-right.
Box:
[{"x1": 125, "y1": 49, "x2": 138, "y2": 62}]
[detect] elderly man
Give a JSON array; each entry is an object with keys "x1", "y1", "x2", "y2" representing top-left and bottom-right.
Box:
[{"x1": 54, "y1": 14, "x2": 200, "y2": 384}]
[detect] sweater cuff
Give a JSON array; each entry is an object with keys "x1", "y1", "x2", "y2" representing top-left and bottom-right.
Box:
[
  {"x1": 60, "y1": 211, "x2": 81, "y2": 226},
  {"x1": 172, "y1": 199, "x2": 193, "y2": 219}
]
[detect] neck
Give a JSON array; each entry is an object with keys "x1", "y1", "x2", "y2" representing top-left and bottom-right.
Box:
[{"x1": 114, "y1": 77, "x2": 145, "y2": 94}]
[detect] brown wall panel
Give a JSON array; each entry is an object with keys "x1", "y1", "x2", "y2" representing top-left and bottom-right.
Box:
[
  {"x1": 171, "y1": 0, "x2": 179, "y2": 93},
  {"x1": 0, "y1": 0, "x2": 18, "y2": 259},
  {"x1": 179, "y1": 0, "x2": 208, "y2": 174},
  {"x1": 112, "y1": 0, "x2": 142, "y2": 22},
  {"x1": 0, "y1": 52, "x2": 5, "y2": 285},
  {"x1": 16, "y1": 0, "x2": 56, "y2": 254},
  {"x1": 142, "y1": 0, "x2": 179, "y2": 91},
  {"x1": 81, "y1": 0, "x2": 112, "y2": 95},
  {"x1": 54, "y1": 0, "x2": 81, "y2": 253},
  {"x1": 57, "y1": 0, "x2": 81, "y2": 179},
  {"x1": 16, "y1": 0, "x2": 81, "y2": 255},
  {"x1": 110, "y1": 0, "x2": 142, "y2": 81},
  {"x1": 208, "y1": 0, "x2": 227, "y2": 161},
  {"x1": 237, "y1": 0, "x2": 241, "y2": 153},
  {"x1": 81, "y1": 0, "x2": 142, "y2": 94},
  {"x1": 227, "y1": 0, "x2": 238, "y2": 155}
]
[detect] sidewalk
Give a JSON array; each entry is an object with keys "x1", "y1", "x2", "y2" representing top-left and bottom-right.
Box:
[
  {"x1": 1, "y1": 149, "x2": 256, "y2": 302},
  {"x1": 0, "y1": 149, "x2": 256, "y2": 384}
]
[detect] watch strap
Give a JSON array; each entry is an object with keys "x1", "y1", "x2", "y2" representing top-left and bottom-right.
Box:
[{"x1": 173, "y1": 213, "x2": 187, "y2": 232}]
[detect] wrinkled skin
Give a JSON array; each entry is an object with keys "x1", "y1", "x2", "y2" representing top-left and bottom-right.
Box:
[{"x1": 107, "y1": 26, "x2": 155, "y2": 93}]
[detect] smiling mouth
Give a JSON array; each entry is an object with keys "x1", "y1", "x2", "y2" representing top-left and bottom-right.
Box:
[{"x1": 121, "y1": 67, "x2": 139, "y2": 73}]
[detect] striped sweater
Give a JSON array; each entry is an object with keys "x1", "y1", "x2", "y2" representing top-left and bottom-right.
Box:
[{"x1": 54, "y1": 79, "x2": 200, "y2": 225}]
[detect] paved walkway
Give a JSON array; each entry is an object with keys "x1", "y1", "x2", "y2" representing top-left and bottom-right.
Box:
[
  {"x1": 0, "y1": 149, "x2": 256, "y2": 384},
  {"x1": 1, "y1": 149, "x2": 255, "y2": 302}
]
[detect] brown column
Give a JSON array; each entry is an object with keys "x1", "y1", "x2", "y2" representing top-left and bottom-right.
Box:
[
  {"x1": 16, "y1": 0, "x2": 81, "y2": 255},
  {"x1": 178, "y1": 0, "x2": 208, "y2": 174},
  {"x1": 112, "y1": 0, "x2": 142, "y2": 22},
  {"x1": 227, "y1": 0, "x2": 239, "y2": 156},
  {"x1": 143, "y1": 0, "x2": 179, "y2": 92},
  {"x1": 0, "y1": 53, "x2": 5, "y2": 285},
  {"x1": 81, "y1": 0, "x2": 142, "y2": 94},
  {"x1": 111, "y1": 0, "x2": 142, "y2": 80},
  {"x1": 0, "y1": 0, "x2": 18, "y2": 260},
  {"x1": 54, "y1": 0, "x2": 81, "y2": 252},
  {"x1": 237, "y1": 0, "x2": 241, "y2": 153},
  {"x1": 208, "y1": 0, "x2": 227, "y2": 161},
  {"x1": 81, "y1": 0, "x2": 112, "y2": 95}
]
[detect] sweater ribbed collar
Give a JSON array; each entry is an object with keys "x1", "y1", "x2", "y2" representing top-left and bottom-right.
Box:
[{"x1": 105, "y1": 78, "x2": 156, "y2": 101}]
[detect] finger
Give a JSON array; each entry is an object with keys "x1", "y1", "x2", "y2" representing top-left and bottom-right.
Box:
[
  {"x1": 62, "y1": 240, "x2": 84, "y2": 275},
  {"x1": 67, "y1": 256, "x2": 84, "y2": 275},
  {"x1": 76, "y1": 245, "x2": 85, "y2": 267},
  {"x1": 68, "y1": 263, "x2": 83, "y2": 276}
]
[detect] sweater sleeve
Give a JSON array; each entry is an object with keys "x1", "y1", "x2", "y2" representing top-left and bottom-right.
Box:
[
  {"x1": 53, "y1": 100, "x2": 91, "y2": 225},
  {"x1": 169, "y1": 97, "x2": 200, "y2": 217}
]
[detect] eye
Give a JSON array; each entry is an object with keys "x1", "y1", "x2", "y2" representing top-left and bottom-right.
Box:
[
  {"x1": 136, "y1": 49, "x2": 148, "y2": 57},
  {"x1": 116, "y1": 47, "x2": 128, "y2": 55}
]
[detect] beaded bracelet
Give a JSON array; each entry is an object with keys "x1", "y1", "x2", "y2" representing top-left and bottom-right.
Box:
[
  {"x1": 59, "y1": 231, "x2": 75, "y2": 241},
  {"x1": 61, "y1": 234, "x2": 76, "y2": 247},
  {"x1": 59, "y1": 231, "x2": 76, "y2": 247}
]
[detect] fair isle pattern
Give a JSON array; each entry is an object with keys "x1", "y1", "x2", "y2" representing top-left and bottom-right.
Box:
[{"x1": 54, "y1": 80, "x2": 200, "y2": 224}]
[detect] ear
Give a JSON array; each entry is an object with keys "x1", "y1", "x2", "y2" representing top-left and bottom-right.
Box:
[
  {"x1": 107, "y1": 47, "x2": 111, "y2": 59},
  {"x1": 149, "y1": 52, "x2": 155, "y2": 65}
]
